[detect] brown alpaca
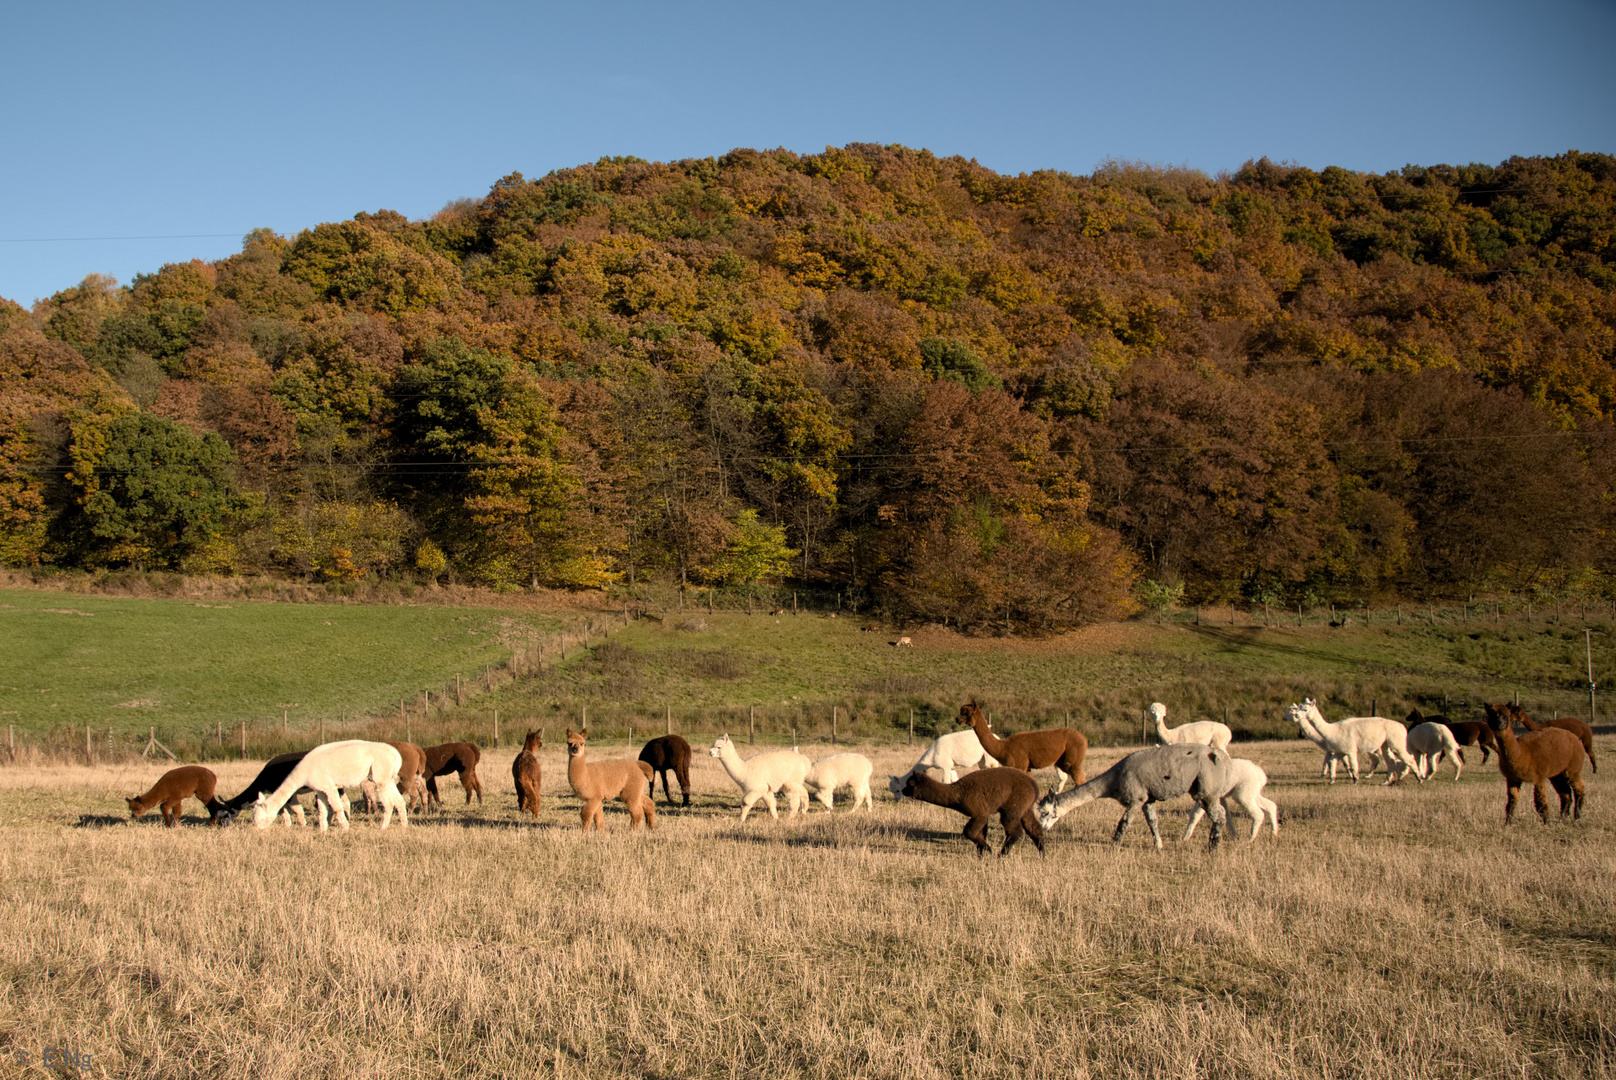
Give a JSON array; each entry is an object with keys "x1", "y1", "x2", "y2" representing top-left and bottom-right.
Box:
[
  {"x1": 1407, "y1": 708, "x2": 1499, "y2": 765},
  {"x1": 385, "y1": 741, "x2": 429, "y2": 813},
  {"x1": 1484, "y1": 703, "x2": 1586, "y2": 824},
  {"x1": 127, "y1": 765, "x2": 223, "y2": 826},
  {"x1": 638, "y1": 734, "x2": 693, "y2": 806},
  {"x1": 423, "y1": 742, "x2": 484, "y2": 808},
  {"x1": 565, "y1": 728, "x2": 655, "y2": 831},
  {"x1": 513, "y1": 730, "x2": 543, "y2": 816},
  {"x1": 961, "y1": 702, "x2": 1087, "y2": 789},
  {"x1": 900, "y1": 768, "x2": 1045, "y2": 857},
  {"x1": 1504, "y1": 703, "x2": 1597, "y2": 774}
]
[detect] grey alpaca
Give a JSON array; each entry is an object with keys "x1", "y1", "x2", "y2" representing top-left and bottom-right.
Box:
[{"x1": 1035, "y1": 744, "x2": 1233, "y2": 849}]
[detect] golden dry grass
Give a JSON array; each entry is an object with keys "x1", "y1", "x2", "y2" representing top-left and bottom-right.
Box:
[{"x1": 0, "y1": 738, "x2": 1612, "y2": 1079}]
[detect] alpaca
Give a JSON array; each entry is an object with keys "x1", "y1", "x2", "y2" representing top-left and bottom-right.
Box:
[
  {"x1": 894, "y1": 636, "x2": 913, "y2": 647},
  {"x1": 423, "y1": 742, "x2": 484, "y2": 808},
  {"x1": 961, "y1": 702, "x2": 1087, "y2": 792},
  {"x1": 1505, "y1": 704, "x2": 1597, "y2": 774},
  {"x1": 1036, "y1": 744, "x2": 1233, "y2": 850},
  {"x1": 565, "y1": 728, "x2": 655, "y2": 831},
  {"x1": 513, "y1": 730, "x2": 543, "y2": 816},
  {"x1": 384, "y1": 741, "x2": 429, "y2": 813},
  {"x1": 1149, "y1": 702, "x2": 1233, "y2": 751},
  {"x1": 216, "y1": 751, "x2": 312, "y2": 826},
  {"x1": 1406, "y1": 721, "x2": 1464, "y2": 781},
  {"x1": 888, "y1": 729, "x2": 995, "y2": 798},
  {"x1": 805, "y1": 752, "x2": 874, "y2": 811},
  {"x1": 1408, "y1": 707, "x2": 1497, "y2": 765},
  {"x1": 707, "y1": 735, "x2": 811, "y2": 821},
  {"x1": 1181, "y1": 758, "x2": 1278, "y2": 841},
  {"x1": 638, "y1": 734, "x2": 693, "y2": 807},
  {"x1": 900, "y1": 768, "x2": 1045, "y2": 857},
  {"x1": 1484, "y1": 704, "x2": 1586, "y2": 824},
  {"x1": 127, "y1": 765, "x2": 224, "y2": 826},
  {"x1": 251, "y1": 741, "x2": 407, "y2": 830},
  {"x1": 1288, "y1": 700, "x2": 1416, "y2": 784}
]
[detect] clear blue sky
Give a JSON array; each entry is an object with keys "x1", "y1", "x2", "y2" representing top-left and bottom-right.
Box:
[{"x1": 2, "y1": 0, "x2": 1612, "y2": 307}]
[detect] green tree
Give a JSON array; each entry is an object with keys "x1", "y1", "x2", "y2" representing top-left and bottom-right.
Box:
[{"x1": 711, "y1": 510, "x2": 798, "y2": 591}]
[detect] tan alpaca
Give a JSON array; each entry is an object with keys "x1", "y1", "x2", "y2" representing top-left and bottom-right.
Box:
[{"x1": 565, "y1": 728, "x2": 655, "y2": 832}]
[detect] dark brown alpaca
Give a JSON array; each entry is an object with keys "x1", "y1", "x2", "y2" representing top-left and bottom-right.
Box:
[
  {"x1": 1504, "y1": 703, "x2": 1597, "y2": 774},
  {"x1": 900, "y1": 768, "x2": 1046, "y2": 857},
  {"x1": 513, "y1": 730, "x2": 543, "y2": 816},
  {"x1": 1484, "y1": 703, "x2": 1586, "y2": 824},
  {"x1": 1407, "y1": 708, "x2": 1498, "y2": 765},
  {"x1": 638, "y1": 734, "x2": 692, "y2": 806},
  {"x1": 385, "y1": 741, "x2": 429, "y2": 813},
  {"x1": 127, "y1": 765, "x2": 223, "y2": 826},
  {"x1": 423, "y1": 742, "x2": 484, "y2": 808},
  {"x1": 960, "y1": 702, "x2": 1087, "y2": 789}
]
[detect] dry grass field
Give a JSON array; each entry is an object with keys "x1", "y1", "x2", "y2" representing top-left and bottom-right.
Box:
[{"x1": 1, "y1": 736, "x2": 1612, "y2": 1080}]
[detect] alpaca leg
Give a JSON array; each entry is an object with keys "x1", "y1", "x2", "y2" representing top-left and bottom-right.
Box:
[
  {"x1": 1112, "y1": 804, "x2": 1138, "y2": 844},
  {"x1": 1021, "y1": 809, "x2": 1046, "y2": 854},
  {"x1": 1182, "y1": 805, "x2": 1206, "y2": 842},
  {"x1": 963, "y1": 816, "x2": 991, "y2": 857},
  {"x1": 1504, "y1": 783, "x2": 1520, "y2": 824},
  {"x1": 642, "y1": 794, "x2": 655, "y2": 830},
  {"x1": 1571, "y1": 777, "x2": 1586, "y2": 820},
  {"x1": 313, "y1": 793, "x2": 331, "y2": 832},
  {"x1": 740, "y1": 793, "x2": 759, "y2": 822},
  {"x1": 1205, "y1": 800, "x2": 1227, "y2": 850},
  {"x1": 998, "y1": 809, "x2": 1024, "y2": 857},
  {"x1": 1260, "y1": 796, "x2": 1280, "y2": 837},
  {"x1": 1532, "y1": 781, "x2": 1551, "y2": 824},
  {"x1": 1551, "y1": 775, "x2": 1573, "y2": 819},
  {"x1": 1142, "y1": 802, "x2": 1164, "y2": 850},
  {"x1": 1234, "y1": 793, "x2": 1263, "y2": 840},
  {"x1": 678, "y1": 767, "x2": 691, "y2": 807}
]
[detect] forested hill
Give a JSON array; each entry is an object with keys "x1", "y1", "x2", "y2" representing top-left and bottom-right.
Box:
[{"x1": 3, "y1": 145, "x2": 1614, "y2": 630}]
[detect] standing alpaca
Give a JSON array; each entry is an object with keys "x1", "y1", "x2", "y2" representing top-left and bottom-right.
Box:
[
  {"x1": 1182, "y1": 758, "x2": 1278, "y2": 841},
  {"x1": 1149, "y1": 702, "x2": 1233, "y2": 751},
  {"x1": 1505, "y1": 704, "x2": 1597, "y2": 774},
  {"x1": 1484, "y1": 704, "x2": 1586, "y2": 824},
  {"x1": 512, "y1": 730, "x2": 543, "y2": 816},
  {"x1": 1289, "y1": 700, "x2": 1416, "y2": 784},
  {"x1": 423, "y1": 742, "x2": 484, "y2": 808},
  {"x1": 900, "y1": 769, "x2": 1045, "y2": 858},
  {"x1": 1036, "y1": 744, "x2": 1233, "y2": 850},
  {"x1": 805, "y1": 752, "x2": 874, "y2": 811},
  {"x1": 638, "y1": 734, "x2": 693, "y2": 807},
  {"x1": 1406, "y1": 721, "x2": 1464, "y2": 781},
  {"x1": 565, "y1": 728, "x2": 655, "y2": 831},
  {"x1": 707, "y1": 735, "x2": 811, "y2": 821},
  {"x1": 216, "y1": 751, "x2": 310, "y2": 826},
  {"x1": 251, "y1": 741, "x2": 407, "y2": 831},
  {"x1": 961, "y1": 702, "x2": 1087, "y2": 792},
  {"x1": 127, "y1": 765, "x2": 225, "y2": 826},
  {"x1": 385, "y1": 741, "x2": 430, "y2": 813},
  {"x1": 887, "y1": 729, "x2": 995, "y2": 799},
  {"x1": 1408, "y1": 707, "x2": 1497, "y2": 765}
]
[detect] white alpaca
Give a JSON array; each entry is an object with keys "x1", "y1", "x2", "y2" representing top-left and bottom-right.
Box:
[
  {"x1": 708, "y1": 735, "x2": 812, "y2": 821},
  {"x1": 887, "y1": 729, "x2": 995, "y2": 798},
  {"x1": 1407, "y1": 721, "x2": 1463, "y2": 781},
  {"x1": 1288, "y1": 700, "x2": 1416, "y2": 784},
  {"x1": 805, "y1": 753, "x2": 874, "y2": 811},
  {"x1": 251, "y1": 741, "x2": 407, "y2": 830},
  {"x1": 1182, "y1": 758, "x2": 1278, "y2": 841},
  {"x1": 1149, "y1": 702, "x2": 1233, "y2": 751}
]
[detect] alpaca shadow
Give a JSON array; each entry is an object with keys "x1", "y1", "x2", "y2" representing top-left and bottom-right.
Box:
[
  {"x1": 719, "y1": 828, "x2": 862, "y2": 850},
  {"x1": 1182, "y1": 624, "x2": 1376, "y2": 667},
  {"x1": 75, "y1": 814, "x2": 128, "y2": 828},
  {"x1": 447, "y1": 817, "x2": 566, "y2": 833}
]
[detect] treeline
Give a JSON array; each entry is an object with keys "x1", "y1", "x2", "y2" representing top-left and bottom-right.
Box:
[{"x1": 2, "y1": 145, "x2": 1614, "y2": 630}]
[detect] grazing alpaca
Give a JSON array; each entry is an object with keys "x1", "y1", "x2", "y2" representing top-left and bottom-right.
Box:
[
  {"x1": 1406, "y1": 721, "x2": 1464, "y2": 781},
  {"x1": 384, "y1": 741, "x2": 429, "y2": 813},
  {"x1": 1149, "y1": 702, "x2": 1233, "y2": 751},
  {"x1": 1182, "y1": 758, "x2": 1278, "y2": 841},
  {"x1": 888, "y1": 729, "x2": 996, "y2": 799},
  {"x1": 961, "y1": 702, "x2": 1088, "y2": 792},
  {"x1": 1036, "y1": 744, "x2": 1233, "y2": 850},
  {"x1": 251, "y1": 741, "x2": 407, "y2": 831},
  {"x1": 216, "y1": 751, "x2": 312, "y2": 826},
  {"x1": 707, "y1": 735, "x2": 811, "y2": 821},
  {"x1": 1288, "y1": 700, "x2": 1416, "y2": 784},
  {"x1": 512, "y1": 730, "x2": 543, "y2": 816},
  {"x1": 1408, "y1": 707, "x2": 1497, "y2": 765},
  {"x1": 1484, "y1": 704, "x2": 1586, "y2": 824},
  {"x1": 900, "y1": 768, "x2": 1045, "y2": 858},
  {"x1": 127, "y1": 765, "x2": 224, "y2": 826},
  {"x1": 423, "y1": 742, "x2": 484, "y2": 808},
  {"x1": 638, "y1": 734, "x2": 693, "y2": 807},
  {"x1": 565, "y1": 728, "x2": 655, "y2": 831},
  {"x1": 1506, "y1": 703, "x2": 1597, "y2": 774},
  {"x1": 805, "y1": 752, "x2": 874, "y2": 811}
]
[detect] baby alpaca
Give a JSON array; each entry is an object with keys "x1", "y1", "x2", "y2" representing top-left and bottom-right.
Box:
[
  {"x1": 900, "y1": 768, "x2": 1045, "y2": 858},
  {"x1": 805, "y1": 752, "x2": 874, "y2": 811},
  {"x1": 1182, "y1": 757, "x2": 1277, "y2": 841},
  {"x1": 127, "y1": 765, "x2": 224, "y2": 826}
]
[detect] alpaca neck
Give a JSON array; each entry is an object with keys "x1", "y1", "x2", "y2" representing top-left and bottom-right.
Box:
[
  {"x1": 1048, "y1": 775, "x2": 1108, "y2": 820},
  {"x1": 567, "y1": 750, "x2": 590, "y2": 789},
  {"x1": 1492, "y1": 725, "x2": 1529, "y2": 779},
  {"x1": 1154, "y1": 714, "x2": 1172, "y2": 741},
  {"x1": 714, "y1": 740, "x2": 748, "y2": 784},
  {"x1": 968, "y1": 712, "x2": 1006, "y2": 756}
]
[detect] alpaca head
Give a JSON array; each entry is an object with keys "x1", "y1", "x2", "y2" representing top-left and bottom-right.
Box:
[
  {"x1": 250, "y1": 793, "x2": 276, "y2": 830},
  {"x1": 1149, "y1": 702, "x2": 1167, "y2": 722},
  {"x1": 125, "y1": 796, "x2": 145, "y2": 818},
  {"x1": 899, "y1": 774, "x2": 929, "y2": 800},
  {"x1": 887, "y1": 774, "x2": 907, "y2": 800},
  {"x1": 1406, "y1": 708, "x2": 1424, "y2": 726},
  {"x1": 523, "y1": 730, "x2": 543, "y2": 753},
  {"x1": 1035, "y1": 791, "x2": 1062, "y2": 830},
  {"x1": 958, "y1": 702, "x2": 986, "y2": 729},
  {"x1": 212, "y1": 806, "x2": 236, "y2": 827},
  {"x1": 565, "y1": 728, "x2": 587, "y2": 757},
  {"x1": 1284, "y1": 702, "x2": 1307, "y2": 726},
  {"x1": 708, "y1": 734, "x2": 732, "y2": 758},
  {"x1": 1483, "y1": 703, "x2": 1509, "y2": 734}
]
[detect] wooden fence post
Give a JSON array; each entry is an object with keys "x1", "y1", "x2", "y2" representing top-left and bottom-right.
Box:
[
  {"x1": 908, "y1": 708, "x2": 913, "y2": 745},
  {"x1": 282, "y1": 709, "x2": 287, "y2": 734},
  {"x1": 831, "y1": 706, "x2": 837, "y2": 746},
  {"x1": 85, "y1": 724, "x2": 91, "y2": 765},
  {"x1": 240, "y1": 720, "x2": 246, "y2": 760},
  {"x1": 8, "y1": 723, "x2": 13, "y2": 763},
  {"x1": 493, "y1": 709, "x2": 499, "y2": 748},
  {"x1": 666, "y1": 704, "x2": 671, "y2": 735},
  {"x1": 749, "y1": 705, "x2": 755, "y2": 745}
]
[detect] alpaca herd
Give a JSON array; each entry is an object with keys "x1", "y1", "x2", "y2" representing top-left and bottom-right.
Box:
[{"x1": 116, "y1": 694, "x2": 1594, "y2": 855}]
